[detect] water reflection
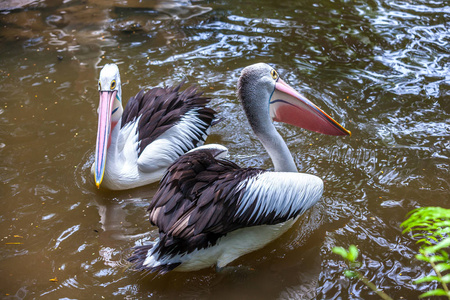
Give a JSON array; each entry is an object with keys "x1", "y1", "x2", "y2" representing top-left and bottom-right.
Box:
[{"x1": 0, "y1": 0, "x2": 449, "y2": 298}]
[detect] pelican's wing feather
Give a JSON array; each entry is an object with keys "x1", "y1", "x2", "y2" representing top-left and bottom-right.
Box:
[
  {"x1": 148, "y1": 148, "x2": 323, "y2": 257},
  {"x1": 121, "y1": 83, "x2": 215, "y2": 158},
  {"x1": 136, "y1": 108, "x2": 215, "y2": 173},
  {"x1": 232, "y1": 171, "x2": 323, "y2": 226}
]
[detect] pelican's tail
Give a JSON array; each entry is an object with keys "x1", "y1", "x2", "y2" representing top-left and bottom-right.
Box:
[{"x1": 128, "y1": 240, "x2": 181, "y2": 275}]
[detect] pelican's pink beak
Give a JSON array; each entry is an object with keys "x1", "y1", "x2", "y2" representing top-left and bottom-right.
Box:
[
  {"x1": 270, "y1": 79, "x2": 351, "y2": 136},
  {"x1": 94, "y1": 90, "x2": 116, "y2": 188}
]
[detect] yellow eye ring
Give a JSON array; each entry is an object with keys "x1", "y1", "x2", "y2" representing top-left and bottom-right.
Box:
[
  {"x1": 110, "y1": 80, "x2": 116, "y2": 90},
  {"x1": 270, "y1": 69, "x2": 278, "y2": 80}
]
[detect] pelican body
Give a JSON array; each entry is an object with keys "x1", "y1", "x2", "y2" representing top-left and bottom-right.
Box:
[
  {"x1": 92, "y1": 64, "x2": 215, "y2": 190},
  {"x1": 128, "y1": 63, "x2": 351, "y2": 274}
]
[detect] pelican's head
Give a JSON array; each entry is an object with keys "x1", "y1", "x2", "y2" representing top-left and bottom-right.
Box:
[
  {"x1": 98, "y1": 64, "x2": 121, "y2": 93},
  {"x1": 237, "y1": 63, "x2": 351, "y2": 136},
  {"x1": 98, "y1": 64, "x2": 122, "y2": 116},
  {"x1": 94, "y1": 64, "x2": 124, "y2": 188}
]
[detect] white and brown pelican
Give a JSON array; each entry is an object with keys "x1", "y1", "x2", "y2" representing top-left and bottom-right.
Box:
[
  {"x1": 128, "y1": 63, "x2": 351, "y2": 274},
  {"x1": 92, "y1": 64, "x2": 215, "y2": 190}
]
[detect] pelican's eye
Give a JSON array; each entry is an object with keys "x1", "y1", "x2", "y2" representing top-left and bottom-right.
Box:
[
  {"x1": 270, "y1": 69, "x2": 278, "y2": 80},
  {"x1": 98, "y1": 80, "x2": 101, "y2": 91},
  {"x1": 110, "y1": 80, "x2": 116, "y2": 90}
]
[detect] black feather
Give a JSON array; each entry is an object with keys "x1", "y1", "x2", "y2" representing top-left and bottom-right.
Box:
[{"x1": 121, "y1": 83, "x2": 216, "y2": 157}]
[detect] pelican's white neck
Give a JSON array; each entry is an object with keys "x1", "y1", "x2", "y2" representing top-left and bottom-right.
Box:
[
  {"x1": 255, "y1": 124, "x2": 297, "y2": 172},
  {"x1": 237, "y1": 64, "x2": 297, "y2": 173}
]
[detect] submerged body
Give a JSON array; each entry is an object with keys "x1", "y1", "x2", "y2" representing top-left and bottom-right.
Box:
[
  {"x1": 92, "y1": 64, "x2": 215, "y2": 190},
  {"x1": 128, "y1": 63, "x2": 351, "y2": 274}
]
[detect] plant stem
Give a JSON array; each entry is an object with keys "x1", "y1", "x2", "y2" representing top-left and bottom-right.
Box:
[
  {"x1": 355, "y1": 271, "x2": 394, "y2": 300},
  {"x1": 428, "y1": 256, "x2": 450, "y2": 300}
]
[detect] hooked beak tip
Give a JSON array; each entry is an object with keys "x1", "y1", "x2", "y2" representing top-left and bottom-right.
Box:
[{"x1": 339, "y1": 127, "x2": 351, "y2": 137}]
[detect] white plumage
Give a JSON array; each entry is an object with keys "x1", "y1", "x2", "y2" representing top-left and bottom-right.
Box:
[{"x1": 235, "y1": 172, "x2": 323, "y2": 221}]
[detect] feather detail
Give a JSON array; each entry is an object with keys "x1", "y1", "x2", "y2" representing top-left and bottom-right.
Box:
[
  {"x1": 128, "y1": 147, "x2": 322, "y2": 270},
  {"x1": 121, "y1": 82, "x2": 215, "y2": 157}
]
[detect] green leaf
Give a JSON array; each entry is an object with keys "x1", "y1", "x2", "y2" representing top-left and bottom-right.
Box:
[
  {"x1": 332, "y1": 247, "x2": 348, "y2": 259},
  {"x1": 424, "y1": 237, "x2": 450, "y2": 254},
  {"x1": 419, "y1": 289, "x2": 449, "y2": 298},
  {"x1": 434, "y1": 221, "x2": 450, "y2": 227},
  {"x1": 416, "y1": 238, "x2": 432, "y2": 246},
  {"x1": 414, "y1": 275, "x2": 440, "y2": 284},
  {"x1": 348, "y1": 245, "x2": 359, "y2": 262},
  {"x1": 415, "y1": 254, "x2": 430, "y2": 262},
  {"x1": 429, "y1": 255, "x2": 446, "y2": 263},
  {"x1": 402, "y1": 207, "x2": 450, "y2": 235},
  {"x1": 441, "y1": 274, "x2": 450, "y2": 283},
  {"x1": 435, "y1": 263, "x2": 450, "y2": 273},
  {"x1": 349, "y1": 261, "x2": 362, "y2": 269},
  {"x1": 344, "y1": 270, "x2": 357, "y2": 278}
]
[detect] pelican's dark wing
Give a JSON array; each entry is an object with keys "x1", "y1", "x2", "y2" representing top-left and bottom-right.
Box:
[
  {"x1": 147, "y1": 148, "x2": 323, "y2": 258},
  {"x1": 121, "y1": 83, "x2": 215, "y2": 156},
  {"x1": 121, "y1": 83, "x2": 215, "y2": 173}
]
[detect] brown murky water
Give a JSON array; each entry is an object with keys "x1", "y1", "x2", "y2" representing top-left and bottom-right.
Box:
[{"x1": 0, "y1": 0, "x2": 449, "y2": 299}]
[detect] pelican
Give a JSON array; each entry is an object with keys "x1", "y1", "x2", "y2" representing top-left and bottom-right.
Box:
[
  {"x1": 128, "y1": 63, "x2": 351, "y2": 274},
  {"x1": 92, "y1": 63, "x2": 215, "y2": 190}
]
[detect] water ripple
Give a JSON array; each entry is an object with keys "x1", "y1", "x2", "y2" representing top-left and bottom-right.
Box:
[
  {"x1": 0, "y1": 0, "x2": 449, "y2": 299},
  {"x1": 367, "y1": 0, "x2": 450, "y2": 97}
]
